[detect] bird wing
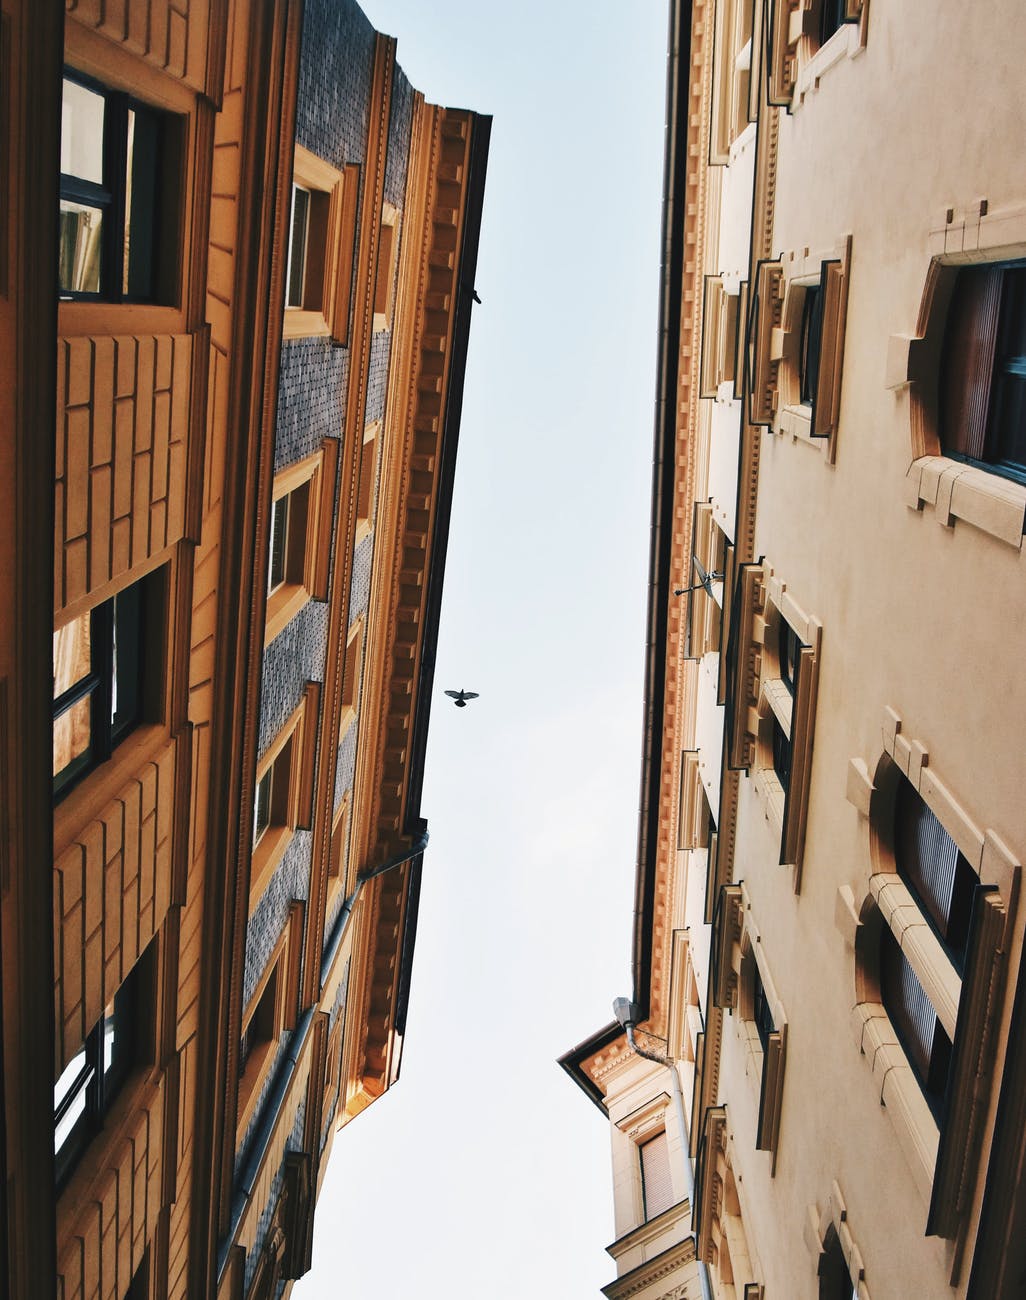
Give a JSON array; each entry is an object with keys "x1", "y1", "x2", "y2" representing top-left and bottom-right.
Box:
[
  {"x1": 462, "y1": 691, "x2": 479, "y2": 700},
  {"x1": 444, "y1": 690, "x2": 461, "y2": 699}
]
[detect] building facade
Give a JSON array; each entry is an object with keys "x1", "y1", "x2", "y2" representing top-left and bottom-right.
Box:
[
  {"x1": 563, "y1": 2, "x2": 1026, "y2": 1298},
  {"x1": 0, "y1": 1, "x2": 488, "y2": 1296}
]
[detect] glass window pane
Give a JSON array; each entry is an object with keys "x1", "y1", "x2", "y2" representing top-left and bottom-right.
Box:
[
  {"x1": 61, "y1": 78, "x2": 105, "y2": 184},
  {"x1": 111, "y1": 582, "x2": 143, "y2": 739},
  {"x1": 268, "y1": 495, "x2": 289, "y2": 592},
  {"x1": 59, "y1": 202, "x2": 104, "y2": 294},
  {"x1": 124, "y1": 108, "x2": 161, "y2": 299},
  {"x1": 54, "y1": 1049, "x2": 92, "y2": 1153},
  {"x1": 53, "y1": 695, "x2": 92, "y2": 779},
  {"x1": 286, "y1": 186, "x2": 310, "y2": 308},
  {"x1": 54, "y1": 613, "x2": 92, "y2": 698}
]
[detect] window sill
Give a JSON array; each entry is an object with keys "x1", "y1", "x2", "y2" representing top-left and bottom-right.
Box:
[
  {"x1": 354, "y1": 518, "x2": 372, "y2": 549},
  {"x1": 58, "y1": 301, "x2": 187, "y2": 339},
  {"x1": 906, "y1": 455, "x2": 1026, "y2": 548},
  {"x1": 282, "y1": 308, "x2": 333, "y2": 341},
  {"x1": 54, "y1": 724, "x2": 171, "y2": 856},
  {"x1": 265, "y1": 582, "x2": 310, "y2": 646}
]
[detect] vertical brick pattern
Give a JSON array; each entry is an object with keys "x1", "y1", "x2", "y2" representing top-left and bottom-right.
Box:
[
  {"x1": 294, "y1": 0, "x2": 376, "y2": 169},
  {"x1": 55, "y1": 335, "x2": 191, "y2": 615},
  {"x1": 56, "y1": 1076, "x2": 166, "y2": 1300},
  {"x1": 244, "y1": 833, "x2": 310, "y2": 1011},
  {"x1": 383, "y1": 64, "x2": 414, "y2": 211},
  {"x1": 363, "y1": 329, "x2": 391, "y2": 425},
  {"x1": 54, "y1": 737, "x2": 177, "y2": 1075},
  {"x1": 64, "y1": 0, "x2": 211, "y2": 91}
]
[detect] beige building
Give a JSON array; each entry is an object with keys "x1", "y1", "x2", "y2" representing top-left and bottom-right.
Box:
[{"x1": 563, "y1": 2, "x2": 1026, "y2": 1297}]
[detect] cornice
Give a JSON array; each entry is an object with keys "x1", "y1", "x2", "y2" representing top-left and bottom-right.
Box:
[{"x1": 601, "y1": 1235, "x2": 698, "y2": 1300}]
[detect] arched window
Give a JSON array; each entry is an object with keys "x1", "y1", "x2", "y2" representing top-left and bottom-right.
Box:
[
  {"x1": 818, "y1": 1225, "x2": 857, "y2": 1300},
  {"x1": 894, "y1": 780, "x2": 979, "y2": 973},
  {"x1": 940, "y1": 261, "x2": 1026, "y2": 485}
]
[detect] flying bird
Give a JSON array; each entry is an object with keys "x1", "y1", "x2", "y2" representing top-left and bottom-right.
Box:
[{"x1": 445, "y1": 688, "x2": 479, "y2": 709}]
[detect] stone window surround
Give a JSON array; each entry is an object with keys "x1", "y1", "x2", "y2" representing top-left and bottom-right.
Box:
[
  {"x1": 766, "y1": 0, "x2": 869, "y2": 108},
  {"x1": 802, "y1": 1181, "x2": 872, "y2": 1300},
  {"x1": 711, "y1": 881, "x2": 788, "y2": 1167},
  {"x1": 264, "y1": 440, "x2": 338, "y2": 647},
  {"x1": 687, "y1": 500, "x2": 730, "y2": 663},
  {"x1": 886, "y1": 198, "x2": 1026, "y2": 550},
  {"x1": 693, "y1": 1106, "x2": 762, "y2": 1296},
  {"x1": 371, "y1": 201, "x2": 400, "y2": 333},
  {"x1": 701, "y1": 275, "x2": 742, "y2": 398},
  {"x1": 729, "y1": 561, "x2": 821, "y2": 891},
  {"x1": 842, "y1": 707, "x2": 1019, "y2": 1231},
  {"x1": 748, "y1": 236, "x2": 851, "y2": 465},
  {"x1": 710, "y1": 0, "x2": 759, "y2": 165},
  {"x1": 614, "y1": 1092, "x2": 674, "y2": 1232},
  {"x1": 281, "y1": 145, "x2": 360, "y2": 344}
]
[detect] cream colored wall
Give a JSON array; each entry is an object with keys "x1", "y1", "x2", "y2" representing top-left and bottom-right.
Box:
[{"x1": 698, "y1": 4, "x2": 1026, "y2": 1299}]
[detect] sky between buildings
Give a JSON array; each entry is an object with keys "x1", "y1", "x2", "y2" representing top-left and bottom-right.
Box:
[{"x1": 295, "y1": 4, "x2": 668, "y2": 1295}]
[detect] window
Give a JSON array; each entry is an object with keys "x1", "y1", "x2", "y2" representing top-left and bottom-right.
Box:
[
  {"x1": 53, "y1": 569, "x2": 163, "y2": 799},
  {"x1": 751, "y1": 965, "x2": 775, "y2": 1052},
  {"x1": 282, "y1": 147, "x2": 358, "y2": 342},
  {"x1": 639, "y1": 1131, "x2": 673, "y2": 1221},
  {"x1": 339, "y1": 620, "x2": 364, "y2": 738},
  {"x1": 328, "y1": 792, "x2": 351, "y2": 882},
  {"x1": 818, "y1": 1226, "x2": 858, "y2": 1300},
  {"x1": 265, "y1": 442, "x2": 338, "y2": 645},
  {"x1": 799, "y1": 283, "x2": 824, "y2": 406},
  {"x1": 779, "y1": 620, "x2": 801, "y2": 695},
  {"x1": 879, "y1": 927, "x2": 952, "y2": 1121},
  {"x1": 940, "y1": 262, "x2": 1026, "y2": 486},
  {"x1": 372, "y1": 203, "x2": 399, "y2": 331},
  {"x1": 250, "y1": 684, "x2": 318, "y2": 905},
  {"x1": 894, "y1": 780, "x2": 979, "y2": 974},
  {"x1": 767, "y1": 0, "x2": 867, "y2": 106},
  {"x1": 237, "y1": 903, "x2": 302, "y2": 1142},
  {"x1": 770, "y1": 717, "x2": 792, "y2": 794},
  {"x1": 356, "y1": 421, "x2": 380, "y2": 538},
  {"x1": 59, "y1": 71, "x2": 179, "y2": 302},
  {"x1": 700, "y1": 278, "x2": 741, "y2": 397},
  {"x1": 53, "y1": 943, "x2": 151, "y2": 1187},
  {"x1": 818, "y1": 0, "x2": 848, "y2": 45}
]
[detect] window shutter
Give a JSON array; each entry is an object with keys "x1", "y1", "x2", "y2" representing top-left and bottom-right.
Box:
[
  {"x1": 640, "y1": 1131, "x2": 673, "y2": 1221},
  {"x1": 940, "y1": 266, "x2": 1002, "y2": 460}
]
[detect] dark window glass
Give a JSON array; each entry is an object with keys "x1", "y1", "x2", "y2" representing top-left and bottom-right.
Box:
[
  {"x1": 59, "y1": 71, "x2": 169, "y2": 302},
  {"x1": 940, "y1": 261, "x2": 1026, "y2": 485},
  {"x1": 771, "y1": 717, "x2": 791, "y2": 793},
  {"x1": 53, "y1": 575, "x2": 152, "y2": 799},
  {"x1": 752, "y1": 964, "x2": 775, "y2": 1051},
  {"x1": 819, "y1": 0, "x2": 847, "y2": 44},
  {"x1": 253, "y1": 770, "x2": 272, "y2": 848},
  {"x1": 800, "y1": 284, "x2": 824, "y2": 406},
  {"x1": 818, "y1": 1226, "x2": 857, "y2": 1300},
  {"x1": 894, "y1": 781, "x2": 979, "y2": 973},
  {"x1": 779, "y1": 620, "x2": 802, "y2": 696},
  {"x1": 880, "y1": 926, "x2": 952, "y2": 1120},
  {"x1": 54, "y1": 953, "x2": 145, "y2": 1187}
]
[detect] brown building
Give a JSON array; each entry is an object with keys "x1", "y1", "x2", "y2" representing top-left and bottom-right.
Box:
[
  {"x1": 563, "y1": 2, "x2": 1026, "y2": 1298},
  {"x1": 0, "y1": 1, "x2": 488, "y2": 1295}
]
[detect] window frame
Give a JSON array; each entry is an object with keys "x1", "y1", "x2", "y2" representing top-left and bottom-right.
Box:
[
  {"x1": 59, "y1": 67, "x2": 181, "y2": 305},
  {"x1": 371, "y1": 202, "x2": 400, "y2": 332},
  {"x1": 264, "y1": 442, "x2": 338, "y2": 646},
  {"x1": 53, "y1": 567, "x2": 166, "y2": 801},
  {"x1": 281, "y1": 146, "x2": 359, "y2": 344}
]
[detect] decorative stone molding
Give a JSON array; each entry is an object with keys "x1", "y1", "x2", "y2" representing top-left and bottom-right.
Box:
[{"x1": 803, "y1": 1182, "x2": 872, "y2": 1300}]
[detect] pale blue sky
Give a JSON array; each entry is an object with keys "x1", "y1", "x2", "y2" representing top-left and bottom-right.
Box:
[{"x1": 296, "y1": 5, "x2": 668, "y2": 1294}]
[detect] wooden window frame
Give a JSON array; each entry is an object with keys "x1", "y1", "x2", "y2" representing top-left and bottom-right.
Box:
[
  {"x1": 59, "y1": 67, "x2": 184, "y2": 305},
  {"x1": 281, "y1": 146, "x2": 359, "y2": 343},
  {"x1": 354, "y1": 420, "x2": 380, "y2": 545},
  {"x1": 264, "y1": 441, "x2": 338, "y2": 646},
  {"x1": 338, "y1": 618, "x2": 364, "y2": 741},
  {"x1": 249, "y1": 684, "x2": 320, "y2": 907},
  {"x1": 372, "y1": 202, "x2": 400, "y2": 332}
]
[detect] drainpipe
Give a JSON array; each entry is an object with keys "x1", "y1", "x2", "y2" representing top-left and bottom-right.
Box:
[
  {"x1": 614, "y1": 998, "x2": 712, "y2": 1300},
  {"x1": 218, "y1": 829, "x2": 430, "y2": 1281}
]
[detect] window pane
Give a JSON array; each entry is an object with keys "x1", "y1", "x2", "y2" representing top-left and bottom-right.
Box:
[
  {"x1": 254, "y1": 770, "x2": 272, "y2": 847},
  {"x1": 53, "y1": 695, "x2": 92, "y2": 779},
  {"x1": 269, "y1": 495, "x2": 289, "y2": 592},
  {"x1": 58, "y1": 202, "x2": 104, "y2": 294},
  {"x1": 61, "y1": 77, "x2": 105, "y2": 184},
  {"x1": 286, "y1": 186, "x2": 310, "y2": 308},
  {"x1": 799, "y1": 284, "x2": 823, "y2": 405},
  {"x1": 771, "y1": 717, "x2": 791, "y2": 792},
  {"x1": 54, "y1": 614, "x2": 92, "y2": 698},
  {"x1": 111, "y1": 582, "x2": 144, "y2": 740},
  {"x1": 54, "y1": 1049, "x2": 92, "y2": 1153},
  {"x1": 988, "y1": 372, "x2": 1026, "y2": 471},
  {"x1": 124, "y1": 107, "x2": 162, "y2": 299}
]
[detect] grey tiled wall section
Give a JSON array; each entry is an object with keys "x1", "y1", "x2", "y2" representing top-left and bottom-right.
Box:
[
  {"x1": 383, "y1": 65, "x2": 414, "y2": 210},
  {"x1": 295, "y1": 0, "x2": 375, "y2": 169},
  {"x1": 236, "y1": 1032, "x2": 289, "y2": 1179},
  {"x1": 275, "y1": 339, "x2": 348, "y2": 473},
  {"x1": 245, "y1": 831, "x2": 312, "y2": 1010},
  {"x1": 244, "y1": 1095, "x2": 308, "y2": 1290},
  {"x1": 349, "y1": 531, "x2": 373, "y2": 626},
  {"x1": 364, "y1": 329, "x2": 391, "y2": 425},
  {"x1": 258, "y1": 601, "x2": 329, "y2": 759},
  {"x1": 334, "y1": 718, "x2": 357, "y2": 814}
]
